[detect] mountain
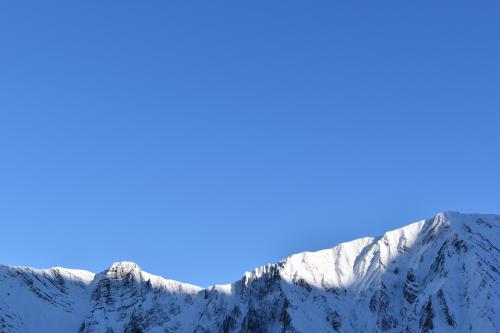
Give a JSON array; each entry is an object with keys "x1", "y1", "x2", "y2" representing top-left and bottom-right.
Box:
[{"x1": 1, "y1": 211, "x2": 499, "y2": 332}]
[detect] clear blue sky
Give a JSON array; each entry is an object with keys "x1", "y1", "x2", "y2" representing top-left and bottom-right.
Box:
[{"x1": 0, "y1": 1, "x2": 499, "y2": 287}]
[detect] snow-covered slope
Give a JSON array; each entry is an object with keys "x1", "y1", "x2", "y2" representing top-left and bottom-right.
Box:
[{"x1": 1, "y1": 212, "x2": 499, "y2": 332}]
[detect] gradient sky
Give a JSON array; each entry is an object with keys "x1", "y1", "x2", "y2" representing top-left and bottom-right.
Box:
[{"x1": 1, "y1": 1, "x2": 499, "y2": 287}]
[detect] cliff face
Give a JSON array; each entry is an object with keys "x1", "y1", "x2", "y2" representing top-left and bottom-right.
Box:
[{"x1": 1, "y1": 212, "x2": 499, "y2": 332}]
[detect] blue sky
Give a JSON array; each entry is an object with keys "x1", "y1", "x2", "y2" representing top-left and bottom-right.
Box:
[{"x1": 0, "y1": 1, "x2": 499, "y2": 287}]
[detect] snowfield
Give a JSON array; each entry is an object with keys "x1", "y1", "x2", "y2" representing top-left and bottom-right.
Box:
[{"x1": 1, "y1": 211, "x2": 499, "y2": 332}]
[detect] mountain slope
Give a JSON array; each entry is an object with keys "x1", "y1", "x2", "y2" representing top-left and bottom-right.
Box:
[{"x1": 1, "y1": 212, "x2": 499, "y2": 332}]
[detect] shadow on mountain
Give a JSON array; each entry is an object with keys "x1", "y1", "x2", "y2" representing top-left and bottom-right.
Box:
[{"x1": 1, "y1": 212, "x2": 499, "y2": 332}]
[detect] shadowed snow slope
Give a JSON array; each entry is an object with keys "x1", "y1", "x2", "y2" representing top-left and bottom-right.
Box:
[{"x1": 1, "y1": 212, "x2": 499, "y2": 332}]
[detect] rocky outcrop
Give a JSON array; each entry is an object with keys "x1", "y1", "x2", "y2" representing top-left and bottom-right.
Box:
[{"x1": 0, "y1": 212, "x2": 499, "y2": 332}]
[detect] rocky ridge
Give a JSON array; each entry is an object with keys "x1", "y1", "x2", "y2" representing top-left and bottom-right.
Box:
[{"x1": 1, "y1": 212, "x2": 499, "y2": 332}]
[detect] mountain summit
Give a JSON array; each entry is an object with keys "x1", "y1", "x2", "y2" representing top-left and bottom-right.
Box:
[{"x1": 1, "y1": 212, "x2": 499, "y2": 332}]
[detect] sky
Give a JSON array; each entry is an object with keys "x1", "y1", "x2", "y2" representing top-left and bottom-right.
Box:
[{"x1": 0, "y1": 1, "x2": 499, "y2": 287}]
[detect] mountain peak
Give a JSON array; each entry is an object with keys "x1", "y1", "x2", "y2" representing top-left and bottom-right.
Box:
[
  {"x1": 108, "y1": 261, "x2": 141, "y2": 271},
  {"x1": 1, "y1": 212, "x2": 498, "y2": 332},
  {"x1": 102, "y1": 261, "x2": 142, "y2": 280}
]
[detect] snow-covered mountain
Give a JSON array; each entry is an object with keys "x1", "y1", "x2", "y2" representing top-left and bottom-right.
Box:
[{"x1": 1, "y1": 212, "x2": 499, "y2": 332}]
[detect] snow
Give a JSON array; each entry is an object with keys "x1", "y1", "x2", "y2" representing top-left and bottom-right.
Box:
[{"x1": 1, "y1": 211, "x2": 499, "y2": 332}]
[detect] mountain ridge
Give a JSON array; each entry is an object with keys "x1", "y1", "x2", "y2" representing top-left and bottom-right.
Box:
[
  {"x1": 1, "y1": 211, "x2": 491, "y2": 287},
  {"x1": 1, "y1": 211, "x2": 499, "y2": 332}
]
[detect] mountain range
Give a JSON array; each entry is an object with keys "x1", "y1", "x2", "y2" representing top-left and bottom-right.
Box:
[{"x1": 1, "y1": 211, "x2": 499, "y2": 332}]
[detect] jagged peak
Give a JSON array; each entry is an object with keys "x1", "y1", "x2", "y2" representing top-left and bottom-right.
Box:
[
  {"x1": 108, "y1": 261, "x2": 141, "y2": 272},
  {"x1": 246, "y1": 212, "x2": 499, "y2": 291},
  {"x1": 430, "y1": 211, "x2": 500, "y2": 234},
  {"x1": 99, "y1": 261, "x2": 143, "y2": 281},
  {"x1": 0, "y1": 211, "x2": 498, "y2": 333},
  {"x1": 90, "y1": 261, "x2": 203, "y2": 293}
]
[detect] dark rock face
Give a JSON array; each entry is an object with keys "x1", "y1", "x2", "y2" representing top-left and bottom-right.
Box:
[
  {"x1": 326, "y1": 309, "x2": 342, "y2": 331},
  {"x1": 403, "y1": 270, "x2": 419, "y2": 304},
  {"x1": 437, "y1": 289, "x2": 456, "y2": 328},
  {"x1": 0, "y1": 212, "x2": 499, "y2": 332},
  {"x1": 222, "y1": 306, "x2": 240, "y2": 333},
  {"x1": 369, "y1": 284, "x2": 398, "y2": 331},
  {"x1": 419, "y1": 297, "x2": 434, "y2": 333}
]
